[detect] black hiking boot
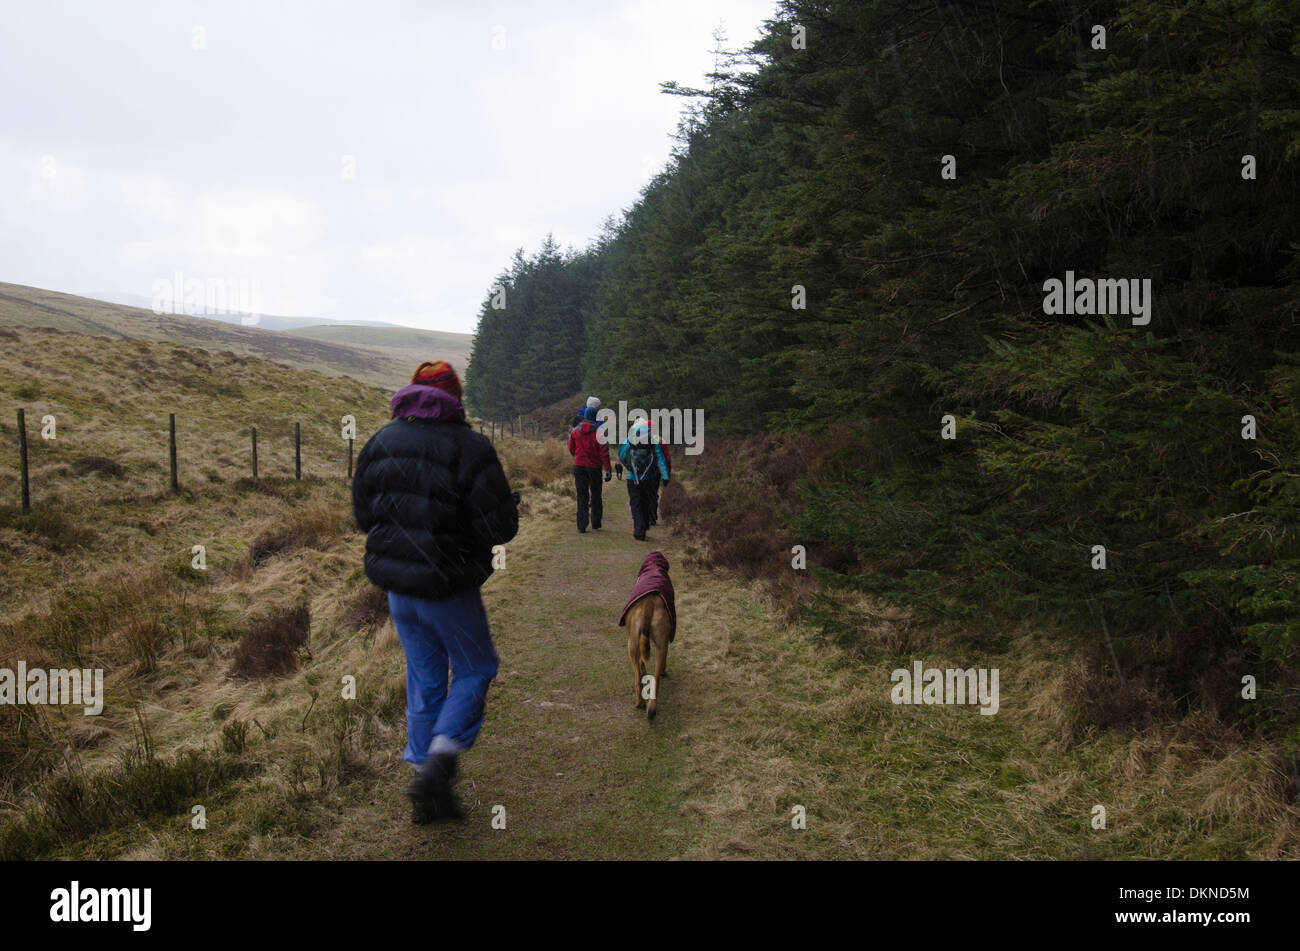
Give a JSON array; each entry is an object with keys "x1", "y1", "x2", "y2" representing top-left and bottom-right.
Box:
[
  {"x1": 408, "y1": 752, "x2": 464, "y2": 823},
  {"x1": 407, "y1": 769, "x2": 438, "y2": 824},
  {"x1": 409, "y1": 794, "x2": 438, "y2": 825}
]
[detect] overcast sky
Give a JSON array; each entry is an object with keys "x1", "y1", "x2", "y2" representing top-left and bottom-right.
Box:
[{"x1": 0, "y1": 0, "x2": 776, "y2": 334}]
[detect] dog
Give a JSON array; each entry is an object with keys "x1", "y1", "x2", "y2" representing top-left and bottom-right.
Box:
[{"x1": 618, "y1": 551, "x2": 676, "y2": 719}]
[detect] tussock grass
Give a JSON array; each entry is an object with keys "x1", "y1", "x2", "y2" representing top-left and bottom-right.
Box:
[
  {"x1": 231, "y1": 604, "x2": 311, "y2": 679},
  {"x1": 0, "y1": 705, "x2": 254, "y2": 860},
  {"x1": 249, "y1": 498, "x2": 351, "y2": 566},
  {"x1": 499, "y1": 435, "x2": 570, "y2": 489},
  {"x1": 0, "y1": 563, "x2": 211, "y2": 671},
  {"x1": 0, "y1": 504, "x2": 97, "y2": 551},
  {"x1": 342, "y1": 581, "x2": 388, "y2": 633},
  {"x1": 0, "y1": 704, "x2": 62, "y2": 805},
  {"x1": 69, "y1": 454, "x2": 125, "y2": 479}
]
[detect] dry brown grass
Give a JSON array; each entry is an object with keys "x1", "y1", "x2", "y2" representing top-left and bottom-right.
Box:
[
  {"x1": 0, "y1": 323, "x2": 399, "y2": 856},
  {"x1": 249, "y1": 498, "x2": 352, "y2": 566},
  {"x1": 69, "y1": 455, "x2": 126, "y2": 479},
  {"x1": 659, "y1": 436, "x2": 803, "y2": 585},
  {"x1": 0, "y1": 563, "x2": 199, "y2": 671},
  {"x1": 342, "y1": 581, "x2": 389, "y2": 633},
  {"x1": 514, "y1": 390, "x2": 583, "y2": 438},
  {"x1": 230, "y1": 603, "x2": 311, "y2": 679},
  {"x1": 500, "y1": 436, "x2": 570, "y2": 488}
]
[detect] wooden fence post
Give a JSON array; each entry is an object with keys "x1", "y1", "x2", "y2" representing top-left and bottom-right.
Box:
[
  {"x1": 295, "y1": 422, "x2": 302, "y2": 479},
  {"x1": 251, "y1": 426, "x2": 258, "y2": 479},
  {"x1": 169, "y1": 413, "x2": 178, "y2": 493},
  {"x1": 17, "y1": 409, "x2": 30, "y2": 513}
]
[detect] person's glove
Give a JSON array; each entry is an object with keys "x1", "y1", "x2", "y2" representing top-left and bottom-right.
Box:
[
  {"x1": 511, "y1": 491, "x2": 521, "y2": 505},
  {"x1": 604, "y1": 470, "x2": 611, "y2": 482}
]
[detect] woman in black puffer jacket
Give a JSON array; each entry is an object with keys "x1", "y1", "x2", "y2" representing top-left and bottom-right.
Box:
[{"x1": 351, "y1": 360, "x2": 518, "y2": 824}]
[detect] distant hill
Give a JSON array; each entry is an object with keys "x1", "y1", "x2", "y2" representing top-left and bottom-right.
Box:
[
  {"x1": 282, "y1": 323, "x2": 474, "y2": 379},
  {"x1": 85, "y1": 291, "x2": 404, "y2": 332},
  {"x1": 0, "y1": 283, "x2": 471, "y2": 390}
]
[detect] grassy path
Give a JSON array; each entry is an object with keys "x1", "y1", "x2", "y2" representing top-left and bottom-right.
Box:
[
  {"x1": 392, "y1": 483, "x2": 693, "y2": 858},
  {"x1": 315, "y1": 481, "x2": 781, "y2": 858},
  {"x1": 99, "y1": 468, "x2": 1293, "y2": 861}
]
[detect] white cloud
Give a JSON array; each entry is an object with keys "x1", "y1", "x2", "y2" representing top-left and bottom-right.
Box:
[{"x1": 0, "y1": 0, "x2": 777, "y2": 333}]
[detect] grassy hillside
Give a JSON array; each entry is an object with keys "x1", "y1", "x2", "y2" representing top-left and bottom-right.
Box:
[
  {"x1": 283, "y1": 324, "x2": 473, "y2": 376},
  {"x1": 0, "y1": 324, "x2": 402, "y2": 857},
  {"x1": 0, "y1": 283, "x2": 465, "y2": 390}
]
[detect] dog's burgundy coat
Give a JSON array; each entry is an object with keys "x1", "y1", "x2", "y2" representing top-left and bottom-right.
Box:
[{"x1": 618, "y1": 550, "x2": 676, "y2": 642}]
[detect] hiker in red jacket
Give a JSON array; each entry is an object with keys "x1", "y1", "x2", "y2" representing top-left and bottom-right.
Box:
[{"x1": 568, "y1": 405, "x2": 611, "y2": 533}]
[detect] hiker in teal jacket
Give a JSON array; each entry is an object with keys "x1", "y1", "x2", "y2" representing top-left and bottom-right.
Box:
[{"x1": 617, "y1": 419, "x2": 670, "y2": 541}]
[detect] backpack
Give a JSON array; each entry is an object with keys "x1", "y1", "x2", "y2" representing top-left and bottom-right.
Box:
[{"x1": 629, "y1": 441, "x2": 655, "y2": 478}]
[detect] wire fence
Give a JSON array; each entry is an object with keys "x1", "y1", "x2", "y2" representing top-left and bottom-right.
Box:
[{"x1": 8, "y1": 408, "x2": 545, "y2": 512}]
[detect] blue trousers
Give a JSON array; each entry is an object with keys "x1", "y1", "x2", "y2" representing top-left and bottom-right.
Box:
[{"x1": 387, "y1": 588, "x2": 499, "y2": 766}]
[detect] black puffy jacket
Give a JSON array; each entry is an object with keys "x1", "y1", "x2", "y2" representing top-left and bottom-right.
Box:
[{"x1": 352, "y1": 384, "x2": 518, "y2": 599}]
